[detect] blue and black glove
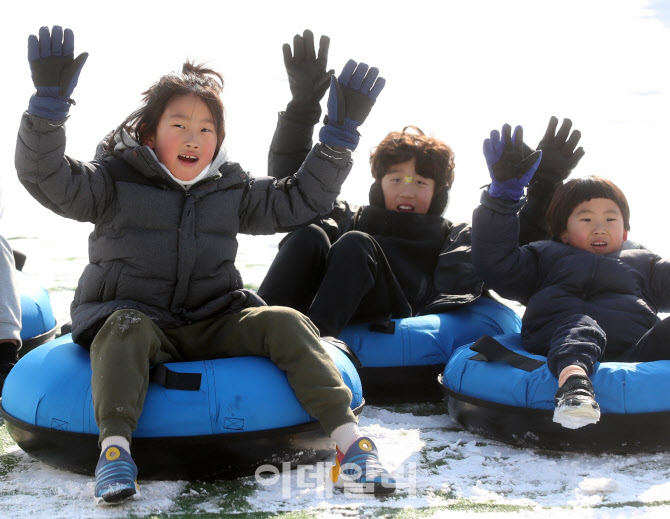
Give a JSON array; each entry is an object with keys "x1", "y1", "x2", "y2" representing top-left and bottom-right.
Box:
[
  {"x1": 527, "y1": 116, "x2": 585, "y2": 199},
  {"x1": 318, "y1": 59, "x2": 385, "y2": 150},
  {"x1": 283, "y1": 29, "x2": 334, "y2": 125},
  {"x1": 484, "y1": 124, "x2": 542, "y2": 201},
  {"x1": 27, "y1": 26, "x2": 88, "y2": 120}
]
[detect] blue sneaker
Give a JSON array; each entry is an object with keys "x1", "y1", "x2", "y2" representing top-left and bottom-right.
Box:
[
  {"x1": 94, "y1": 445, "x2": 140, "y2": 505},
  {"x1": 331, "y1": 437, "x2": 396, "y2": 495}
]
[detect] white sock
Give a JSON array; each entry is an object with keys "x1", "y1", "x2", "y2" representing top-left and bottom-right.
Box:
[
  {"x1": 330, "y1": 422, "x2": 362, "y2": 454},
  {"x1": 101, "y1": 436, "x2": 131, "y2": 456}
]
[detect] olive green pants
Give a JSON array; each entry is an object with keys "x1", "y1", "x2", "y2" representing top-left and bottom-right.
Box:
[{"x1": 89, "y1": 306, "x2": 356, "y2": 444}]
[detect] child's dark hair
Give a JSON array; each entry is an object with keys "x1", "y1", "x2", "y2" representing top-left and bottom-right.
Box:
[
  {"x1": 370, "y1": 126, "x2": 455, "y2": 187},
  {"x1": 110, "y1": 61, "x2": 225, "y2": 156},
  {"x1": 546, "y1": 176, "x2": 631, "y2": 240}
]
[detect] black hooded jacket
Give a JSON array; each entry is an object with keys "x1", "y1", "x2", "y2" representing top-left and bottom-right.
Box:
[{"x1": 267, "y1": 112, "x2": 553, "y2": 315}]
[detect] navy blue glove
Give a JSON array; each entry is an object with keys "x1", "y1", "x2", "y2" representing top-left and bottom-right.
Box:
[
  {"x1": 484, "y1": 124, "x2": 542, "y2": 201},
  {"x1": 318, "y1": 59, "x2": 385, "y2": 150},
  {"x1": 283, "y1": 30, "x2": 334, "y2": 124},
  {"x1": 527, "y1": 116, "x2": 585, "y2": 198},
  {"x1": 27, "y1": 26, "x2": 88, "y2": 120}
]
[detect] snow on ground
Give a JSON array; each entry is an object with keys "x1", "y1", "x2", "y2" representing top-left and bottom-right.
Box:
[{"x1": 3, "y1": 401, "x2": 670, "y2": 518}]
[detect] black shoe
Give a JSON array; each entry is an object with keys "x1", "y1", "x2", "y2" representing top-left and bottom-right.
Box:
[{"x1": 553, "y1": 374, "x2": 600, "y2": 429}]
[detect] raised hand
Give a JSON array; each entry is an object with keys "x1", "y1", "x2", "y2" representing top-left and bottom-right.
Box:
[
  {"x1": 27, "y1": 26, "x2": 88, "y2": 120},
  {"x1": 283, "y1": 29, "x2": 334, "y2": 124},
  {"x1": 528, "y1": 116, "x2": 585, "y2": 198},
  {"x1": 318, "y1": 59, "x2": 386, "y2": 150},
  {"x1": 483, "y1": 124, "x2": 542, "y2": 201}
]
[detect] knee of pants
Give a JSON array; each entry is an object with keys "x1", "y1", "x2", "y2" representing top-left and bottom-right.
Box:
[
  {"x1": 329, "y1": 231, "x2": 376, "y2": 259},
  {"x1": 280, "y1": 224, "x2": 331, "y2": 251},
  {"x1": 103, "y1": 309, "x2": 153, "y2": 333},
  {"x1": 257, "y1": 305, "x2": 318, "y2": 334},
  {"x1": 91, "y1": 309, "x2": 154, "y2": 353},
  {"x1": 251, "y1": 306, "x2": 322, "y2": 352}
]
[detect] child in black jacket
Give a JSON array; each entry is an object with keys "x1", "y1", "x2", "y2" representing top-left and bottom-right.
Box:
[{"x1": 258, "y1": 30, "x2": 583, "y2": 338}]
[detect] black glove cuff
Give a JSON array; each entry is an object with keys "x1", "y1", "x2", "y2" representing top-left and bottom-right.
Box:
[
  {"x1": 285, "y1": 100, "x2": 322, "y2": 125},
  {"x1": 527, "y1": 176, "x2": 563, "y2": 200}
]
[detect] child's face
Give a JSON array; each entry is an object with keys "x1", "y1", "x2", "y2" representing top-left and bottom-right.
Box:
[
  {"x1": 560, "y1": 198, "x2": 628, "y2": 255},
  {"x1": 145, "y1": 94, "x2": 218, "y2": 181},
  {"x1": 381, "y1": 158, "x2": 435, "y2": 214}
]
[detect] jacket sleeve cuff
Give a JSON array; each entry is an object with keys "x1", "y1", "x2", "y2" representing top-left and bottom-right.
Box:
[
  {"x1": 480, "y1": 190, "x2": 525, "y2": 215},
  {"x1": 26, "y1": 111, "x2": 68, "y2": 130},
  {"x1": 314, "y1": 142, "x2": 352, "y2": 165}
]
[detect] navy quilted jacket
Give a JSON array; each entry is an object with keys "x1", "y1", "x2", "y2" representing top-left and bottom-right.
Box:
[{"x1": 472, "y1": 191, "x2": 670, "y2": 357}]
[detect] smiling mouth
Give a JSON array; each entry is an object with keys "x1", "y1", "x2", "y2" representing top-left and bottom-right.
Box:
[
  {"x1": 178, "y1": 154, "x2": 198, "y2": 164},
  {"x1": 591, "y1": 241, "x2": 607, "y2": 247},
  {"x1": 397, "y1": 204, "x2": 415, "y2": 212}
]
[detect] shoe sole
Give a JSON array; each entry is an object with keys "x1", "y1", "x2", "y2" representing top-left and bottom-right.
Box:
[
  {"x1": 94, "y1": 484, "x2": 140, "y2": 506},
  {"x1": 553, "y1": 402, "x2": 601, "y2": 430}
]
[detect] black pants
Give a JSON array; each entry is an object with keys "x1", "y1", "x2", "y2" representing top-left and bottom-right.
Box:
[
  {"x1": 258, "y1": 225, "x2": 411, "y2": 337},
  {"x1": 541, "y1": 313, "x2": 670, "y2": 376}
]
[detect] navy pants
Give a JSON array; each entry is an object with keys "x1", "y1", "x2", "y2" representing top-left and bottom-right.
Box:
[
  {"x1": 258, "y1": 225, "x2": 411, "y2": 337},
  {"x1": 544, "y1": 314, "x2": 670, "y2": 376}
]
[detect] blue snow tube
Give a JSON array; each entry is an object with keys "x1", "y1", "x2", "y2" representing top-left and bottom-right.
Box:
[
  {"x1": 0, "y1": 334, "x2": 363, "y2": 480},
  {"x1": 16, "y1": 270, "x2": 57, "y2": 352},
  {"x1": 440, "y1": 333, "x2": 670, "y2": 453},
  {"x1": 338, "y1": 297, "x2": 521, "y2": 402}
]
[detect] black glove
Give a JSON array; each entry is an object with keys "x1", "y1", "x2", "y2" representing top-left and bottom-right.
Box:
[
  {"x1": 527, "y1": 116, "x2": 585, "y2": 199},
  {"x1": 0, "y1": 341, "x2": 20, "y2": 392},
  {"x1": 283, "y1": 30, "x2": 334, "y2": 124}
]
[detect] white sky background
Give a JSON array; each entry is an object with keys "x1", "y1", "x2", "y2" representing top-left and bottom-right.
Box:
[{"x1": 1, "y1": 0, "x2": 669, "y2": 255}]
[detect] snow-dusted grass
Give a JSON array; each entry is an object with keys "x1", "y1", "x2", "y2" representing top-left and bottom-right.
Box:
[{"x1": 3, "y1": 402, "x2": 670, "y2": 518}]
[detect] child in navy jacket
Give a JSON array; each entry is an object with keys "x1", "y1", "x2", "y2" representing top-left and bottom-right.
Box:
[{"x1": 472, "y1": 124, "x2": 670, "y2": 429}]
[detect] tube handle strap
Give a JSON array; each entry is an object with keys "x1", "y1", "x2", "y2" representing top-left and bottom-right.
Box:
[
  {"x1": 468, "y1": 335, "x2": 545, "y2": 372},
  {"x1": 150, "y1": 364, "x2": 202, "y2": 391}
]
